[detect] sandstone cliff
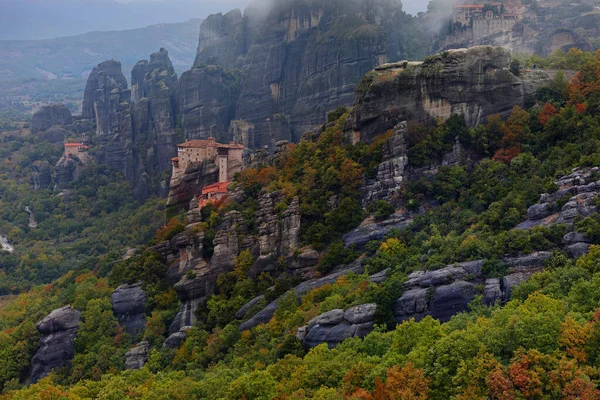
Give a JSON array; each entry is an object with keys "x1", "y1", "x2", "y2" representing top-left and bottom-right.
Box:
[
  {"x1": 188, "y1": 0, "x2": 413, "y2": 148},
  {"x1": 130, "y1": 49, "x2": 180, "y2": 198},
  {"x1": 177, "y1": 66, "x2": 239, "y2": 141},
  {"x1": 150, "y1": 189, "x2": 307, "y2": 336},
  {"x1": 62, "y1": 51, "x2": 180, "y2": 200},
  {"x1": 346, "y1": 46, "x2": 524, "y2": 144}
]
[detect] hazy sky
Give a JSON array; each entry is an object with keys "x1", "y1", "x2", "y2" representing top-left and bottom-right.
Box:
[{"x1": 0, "y1": 0, "x2": 428, "y2": 41}]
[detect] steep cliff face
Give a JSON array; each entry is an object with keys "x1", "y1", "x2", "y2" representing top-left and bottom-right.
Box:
[
  {"x1": 82, "y1": 60, "x2": 135, "y2": 185},
  {"x1": 166, "y1": 160, "x2": 219, "y2": 209},
  {"x1": 193, "y1": 9, "x2": 246, "y2": 70},
  {"x1": 177, "y1": 66, "x2": 239, "y2": 141},
  {"x1": 82, "y1": 60, "x2": 130, "y2": 137},
  {"x1": 64, "y1": 52, "x2": 181, "y2": 200},
  {"x1": 150, "y1": 189, "x2": 304, "y2": 336},
  {"x1": 189, "y1": 0, "x2": 410, "y2": 148},
  {"x1": 130, "y1": 49, "x2": 179, "y2": 198},
  {"x1": 346, "y1": 46, "x2": 524, "y2": 144}
]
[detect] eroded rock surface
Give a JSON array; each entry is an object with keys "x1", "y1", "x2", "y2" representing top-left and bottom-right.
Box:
[
  {"x1": 31, "y1": 104, "x2": 73, "y2": 134},
  {"x1": 188, "y1": 0, "x2": 412, "y2": 148},
  {"x1": 516, "y1": 167, "x2": 600, "y2": 257},
  {"x1": 131, "y1": 48, "x2": 179, "y2": 182},
  {"x1": 346, "y1": 47, "x2": 525, "y2": 144},
  {"x1": 298, "y1": 304, "x2": 377, "y2": 348},
  {"x1": 125, "y1": 341, "x2": 150, "y2": 370},
  {"x1": 111, "y1": 283, "x2": 147, "y2": 338},
  {"x1": 31, "y1": 306, "x2": 80, "y2": 383}
]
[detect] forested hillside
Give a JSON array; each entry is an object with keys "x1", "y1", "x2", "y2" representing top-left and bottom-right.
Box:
[{"x1": 2, "y1": 48, "x2": 600, "y2": 398}]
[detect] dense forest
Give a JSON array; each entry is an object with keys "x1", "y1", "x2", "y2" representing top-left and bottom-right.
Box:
[{"x1": 4, "y1": 49, "x2": 600, "y2": 398}]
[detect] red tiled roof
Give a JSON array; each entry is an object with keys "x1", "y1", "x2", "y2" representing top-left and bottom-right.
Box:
[
  {"x1": 201, "y1": 181, "x2": 231, "y2": 195},
  {"x1": 64, "y1": 143, "x2": 88, "y2": 148},
  {"x1": 171, "y1": 157, "x2": 179, "y2": 162},
  {"x1": 455, "y1": 4, "x2": 485, "y2": 9},
  {"x1": 178, "y1": 137, "x2": 244, "y2": 149}
]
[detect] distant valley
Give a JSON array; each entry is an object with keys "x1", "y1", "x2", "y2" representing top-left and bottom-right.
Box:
[{"x1": 0, "y1": 19, "x2": 201, "y2": 123}]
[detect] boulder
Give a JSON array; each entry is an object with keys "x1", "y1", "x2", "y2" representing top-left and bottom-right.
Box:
[
  {"x1": 299, "y1": 303, "x2": 377, "y2": 348},
  {"x1": 429, "y1": 281, "x2": 478, "y2": 322},
  {"x1": 31, "y1": 104, "x2": 73, "y2": 134},
  {"x1": 502, "y1": 272, "x2": 533, "y2": 301},
  {"x1": 307, "y1": 309, "x2": 345, "y2": 329},
  {"x1": 38, "y1": 126, "x2": 69, "y2": 144},
  {"x1": 111, "y1": 283, "x2": 147, "y2": 338},
  {"x1": 31, "y1": 306, "x2": 80, "y2": 383},
  {"x1": 344, "y1": 304, "x2": 377, "y2": 325},
  {"x1": 163, "y1": 327, "x2": 193, "y2": 349},
  {"x1": 125, "y1": 341, "x2": 150, "y2": 370}
]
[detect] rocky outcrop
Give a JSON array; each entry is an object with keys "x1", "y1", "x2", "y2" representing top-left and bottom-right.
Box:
[
  {"x1": 177, "y1": 66, "x2": 239, "y2": 140},
  {"x1": 193, "y1": 9, "x2": 246, "y2": 70},
  {"x1": 163, "y1": 326, "x2": 192, "y2": 349},
  {"x1": 111, "y1": 283, "x2": 147, "y2": 338},
  {"x1": 53, "y1": 154, "x2": 86, "y2": 190},
  {"x1": 31, "y1": 306, "x2": 80, "y2": 383},
  {"x1": 297, "y1": 304, "x2": 377, "y2": 348},
  {"x1": 346, "y1": 46, "x2": 524, "y2": 144},
  {"x1": 165, "y1": 191, "x2": 303, "y2": 334},
  {"x1": 82, "y1": 60, "x2": 130, "y2": 137},
  {"x1": 519, "y1": 167, "x2": 600, "y2": 230},
  {"x1": 394, "y1": 253, "x2": 555, "y2": 324},
  {"x1": 516, "y1": 167, "x2": 600, "y2": 257},
  {"x1": 124, "y1": 341, "x2": 150, "y2": 370},
  {"x1": 361, "y1": 122, "x2": 408, "y2": 206},
  {"x1": 188, "y1": 0, "x2": 413, "y2": 149},
  {"x1": 239, "y1": 261, "x2": 364, "y2": 332},
  {"x1": 343, "y1": 212, "x2": 413, "y2": 250},
  {"x1": 30, "y1": 161, "x2": 53, "y2": 190},
  {"x1": 31, "y1": 104, "x2": 73, "y2": 134},
  {"x1": 251, "y1": 193, "x2": 301, "y2": 275},
  {"x1": 131, "y1": 48, "x2": 178, "y2": 181}
]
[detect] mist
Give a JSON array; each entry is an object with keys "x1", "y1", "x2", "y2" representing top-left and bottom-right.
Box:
[{"x1": 0, "y1": 0, "x2": 431, "y2": 41}]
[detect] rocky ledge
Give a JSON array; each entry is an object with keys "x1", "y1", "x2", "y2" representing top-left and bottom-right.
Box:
[
  {"x1": 517, "y1": 167, "x2": 600, "y2": 257},
  {"x1": 297, "y1": 304, "x2": 377, "y2": 349},
  {"x1": 346, "y1": 46, "x2": 526, "y2": 144}
]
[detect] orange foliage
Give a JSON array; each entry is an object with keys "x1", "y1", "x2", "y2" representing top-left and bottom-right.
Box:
[
  {"x1": 508, "y1": 350, "x2": 546, "y2": 398},
  {"x1": 491, "y1": 106, "x2": 531, "y2": 163},
  {"x1": 576, "y1": 103, "x2": 588, "y2": 114},
  {"x1": 539, "y1": 102, "x2": 558, "y2": 126},
  {"x1": 155, "y1": 217, "x2": 184, "y2": 243},
  {"x1": 486, "y1": 366, "x2": 517, "y2": 400},
  {"x1": 349, "y1": 363, "x2": 430, "y2": 400},
  {"x1": 560, "y1": 316, "x2": 591, "y2": 362},
  {"x1": 492, "y1": 147, "x2": 521, "y2": 164}
]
